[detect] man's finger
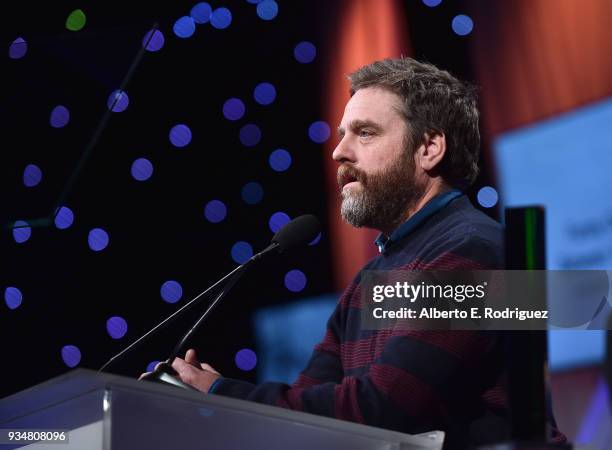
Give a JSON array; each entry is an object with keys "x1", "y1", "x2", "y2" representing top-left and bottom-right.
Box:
[
  {"x1": 171, "y1": 357, "x2": 194, "y2": 375},
  {"x1": 200, "y1": 363, "x2": 220, "y2": 375},
  {"x1": 185, "y1": 348, "x2": 200, "y2": 367}
]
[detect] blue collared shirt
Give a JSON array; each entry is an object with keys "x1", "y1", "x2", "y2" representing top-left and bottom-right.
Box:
[{"x1": 374, "y1": 189, "x2": 463, "y2": 254}]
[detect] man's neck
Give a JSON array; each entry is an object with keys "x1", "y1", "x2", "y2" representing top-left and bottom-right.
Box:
[{"x1": 380, "y1": 180, "x2": 451, "y2": 237}]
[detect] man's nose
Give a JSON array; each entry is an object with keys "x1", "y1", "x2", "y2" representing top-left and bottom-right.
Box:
[{"x1": 332, "y1": 136, "x2": 355, "y2": 163}]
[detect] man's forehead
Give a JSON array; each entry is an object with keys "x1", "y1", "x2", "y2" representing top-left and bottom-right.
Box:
[{"x1": 339, "y1": 87, "x2": 403, "y2": 127}]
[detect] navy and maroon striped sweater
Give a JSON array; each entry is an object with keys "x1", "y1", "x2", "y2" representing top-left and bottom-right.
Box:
[{"x1": 210, "y1": 194, "x2": 559, "y2": 448}]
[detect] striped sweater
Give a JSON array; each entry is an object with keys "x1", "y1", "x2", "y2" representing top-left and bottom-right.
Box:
[{"x1": 210, "y1": 194, "x2": 555, "y2": 448}]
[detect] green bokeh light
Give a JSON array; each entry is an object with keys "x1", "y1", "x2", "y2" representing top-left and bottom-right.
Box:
[{"x1": 66, "y1": 9, "x2": 86, "y2": 31}]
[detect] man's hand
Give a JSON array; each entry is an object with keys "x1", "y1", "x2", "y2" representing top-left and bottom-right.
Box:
[{"x1": 139, "y1": 349, "x2": 221, "y2": 393}]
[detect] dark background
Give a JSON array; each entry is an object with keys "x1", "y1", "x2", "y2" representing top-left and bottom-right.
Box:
[{"x1": 1, "y1": 0, "x2": 493, "y2": 399}]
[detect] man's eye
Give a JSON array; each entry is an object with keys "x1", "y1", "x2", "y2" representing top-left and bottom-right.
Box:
[{"x1": 359, "y1": 130, "x2": 374, "y2": 138}]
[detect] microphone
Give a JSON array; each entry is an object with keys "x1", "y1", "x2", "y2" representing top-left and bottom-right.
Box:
[
  {"x1": 99, "y1": 214, "x2": 320, "y2": 387},
  {"x1": 271, "y1": 214, "x2": 320, "y2": 253}
]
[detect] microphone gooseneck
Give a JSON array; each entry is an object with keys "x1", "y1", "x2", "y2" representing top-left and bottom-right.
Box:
[{"x1": 99, "y1": 214, "x2": 320, "y2": 389}]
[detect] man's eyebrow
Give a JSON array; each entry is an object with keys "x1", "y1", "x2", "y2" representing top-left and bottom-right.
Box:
[{"x1": 338, "y1": 119, "x2": 382, "y2": 136}]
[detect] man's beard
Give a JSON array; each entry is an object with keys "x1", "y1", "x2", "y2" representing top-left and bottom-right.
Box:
[{"x1": 338, "y1": 153, "x2": 424, "y2": 233}]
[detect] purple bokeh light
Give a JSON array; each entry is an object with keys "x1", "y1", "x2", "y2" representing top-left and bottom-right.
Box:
[
  {"x1": 256, "y1": 0, "x2": 278, "y2": 20},
  {"x1": 106, "y1": 316, "x2": 128, "y2": 339},
  {"x1": 5, "y1": 287, "x2": 23, "y2": 310},
  {"x1": 12, "y1": 220, "x2": 31, "y2": 244},
  {"x1": 50, "y1": 105, "x2": 70, "y2": 128},
  {"x1": 204, "y1": 200, "x2": 227, "y2": 223},
  {"x1": 61, "y1": 345, "x2": 81, "y2": 368},
  {"x1": 143, "y1": 29, "x2": 165, "y2": 52},
  {"x1": 284, "y1": 269, "x2": 307, "y2": 292},
  {"x1": 308, "y1": 232, "x2": 322, "y2": 246},
  {"x1": 107, "y1": 89, "x2": 129, "y2": 112},
  {"x1": 231, "y1": 241, "x2": 253, "y2": 264},
  {"x1": 88, "y1": 228, "x2": 109, "y2": 251},
  {"x1": 23, "y1": 163, "x2": 42, "y2": 187},
  {"x1": 268, "y1": 211, "x2": 290, "y2": 233},
  {"x1": 131, "y1": 158, "x2": 154, "y2": 181},
  {"x1": 253, "y1": 82, "x2": 276, "y2": 105},
  {"x1": 191, "y1": 2, "x2": 212, "y2": 24},
  {"x1": 294, "y1": 41, "x2": 316, "y2": 63},
  {"x1": 169, "y1": 124, "x2": 192, "y2": 147},
  {"x1": 174, "y1": 16, "x2": 196, "y2": 38},
  {"x1": 269, "y1": 148, "x2": 292, "y2": 172},
  {"x1": 223, "y1": 98, "x2": 246, "y2": 121},
  {"x1": 210, "y1": 7, "x2": 232, "y2": 29},
  {"x1": 308, "y1": 121, "x2": 331, "y2": 143},
  {"x1": 239, "y1": 124, "x2": 262, "y2": 147},
  {"x1": 54, "y1": 206, "x2": 74, "y2": 230},
  {"x1": 477, "y1": 186, "x2": 499, "y2": 208},
  {"x1": 235, "y1": 348, "x2": 257, "y2": 371},
  {"x1": 9, "y1": 37, "x2": 27, "y2": 59},
  {"x1": 161, "y1": 280, "x2": 183, "y2": 304},
  {"x1": 452, "y1": 14, "x2": 474, "y2": 36},
  {"x1": 146, "y1": 360, "x2": 161, "y2": 372}
]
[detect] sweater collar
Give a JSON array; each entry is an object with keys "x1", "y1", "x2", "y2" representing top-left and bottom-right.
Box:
[{"x1": 374, "y1": 189, "x2": 463, "y2": 254}]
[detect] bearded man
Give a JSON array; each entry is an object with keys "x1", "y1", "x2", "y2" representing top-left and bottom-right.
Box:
[{"x1": 143, "y1": 58, "x2": 563, "y2": 449}]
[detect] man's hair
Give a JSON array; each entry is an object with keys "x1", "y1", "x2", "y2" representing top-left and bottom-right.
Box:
[{"x1": 349, "y1": 58, "x2": 480, "y2": 188}]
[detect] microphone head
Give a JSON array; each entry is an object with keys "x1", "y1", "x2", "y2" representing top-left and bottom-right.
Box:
[{"x1": 272, "y1": 214, "x2": 320, "y2": 253}]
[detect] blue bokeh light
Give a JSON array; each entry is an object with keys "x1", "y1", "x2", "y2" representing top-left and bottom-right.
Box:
[
  {"x1": 308, "y1": 121, "x2": 331, "y2": 143},
  {"x1": 169, "y1": 124, "x2": 192, "y2": 148},
  {"x1": 235, "y1": 348, "x2": 257, "y2": 371},
  {"x1": 256, "y1": 0, "x2": 278, "y2": 20},
  {"x1": 477, "y1": 186, "x2": 499, "y2": 208},
  {"x1": 5, "y1": 287, "x2": 23, "y2": 310},
  {"x1": 239, "y1": 124, "x2": 262, "y2": 147},
  {"x1": 23, "y1": 163, "x2": 42, "y2": 187},
  {"x1": 211, "y1": 7, "x2": 232, "y2": 29},
  {"x1": 452, "y1": 14, "x2": 474, "y2": 36},
  {"x1": 61, "y1": 345, "x2": 81, "y2": 368},
  {"x1": 241, "y1": 182, "x2": 264, "y2": 205},
  {"x1": 143, "y1": 29, "x2": 165, "y2": 52},
  {"x1": 284, "y1": 269, "x2": 307, "y2": 292},
  {"x1": 131, "y1": 158, "x2": 154, "y2": 181},
  {"x1": 308, "y1": 232, "x2": 322, "y2": 246},
  {"x1": 50, "y1": 105, "x2": 70, "y2": 128},
  {"x1": 253, "y1": 82, "x2": 276, "y2": 105},
  {"x1": 54, "y1": 206, "x2": 74, "y2": 230},
  {"x1": 423, "y1": 0, "x2": 442, "y2": 6},
  {"x1": 231, "y1": 241, "x2": 253, "y2": 264},
  {"x1": 294, "y1": 41, "x2": 316, "y2": 63},
  {"x1": 191, "y1": 2, "x2": 212, "y2": 24},
  {"x1": 107, "y1": 89, "x2": 129, "y2": 112},
  {"x1": 269, "y1": 148, "x2": 292, "y2": 172},
  {"x1": 161, "y1": 280, "x2": 183, "y2": 303},
  {"x1": 106, "y1": 316, "x2": 128, "y2": 339},
  {"x1": 9, "y1": 37, "x2": 27, "y2": 59},
  {"x1": 88, "y1": 228, "x2": 109, "y2": 251},
  {"x1": 12, "y1": 220, "x2": 31, "y2": 244},
  {"x1": 204, "y1": 200, "x2": 227, "y2": 223},
  {"x1": 146, "y1": 360, "x2": 160, "y2": 372},
  {"x1": 223, "y1": 98, "x2": 246, "y2": 121},
  {"x1": 173, "y1": 16, "x2": 196, "y2": 38},
  {"x1": 269, "y1": 211, "x2": 290, "y2": 233}
]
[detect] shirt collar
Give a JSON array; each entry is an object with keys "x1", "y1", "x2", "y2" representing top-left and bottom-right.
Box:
[{"x1": 374, "y1": 189, "x2": 463, "y2": 254}]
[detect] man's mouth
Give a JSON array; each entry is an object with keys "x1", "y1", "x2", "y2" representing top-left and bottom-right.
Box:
[
  {"x1": 338, "y1": 167, "x2": 362, "y2": 189},
  {"x1": 342, "y1": 175, "x2": 358, "y2": 188}
]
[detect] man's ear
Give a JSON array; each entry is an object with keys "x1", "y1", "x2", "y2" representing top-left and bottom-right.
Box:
[{"x1": 416, "y1": 132, "x2": 446, "y2": 171}]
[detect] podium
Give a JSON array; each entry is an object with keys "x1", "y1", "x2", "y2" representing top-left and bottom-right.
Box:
[{"x1": 0, "y1": 369, "x2": 444, "y2": 450}]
